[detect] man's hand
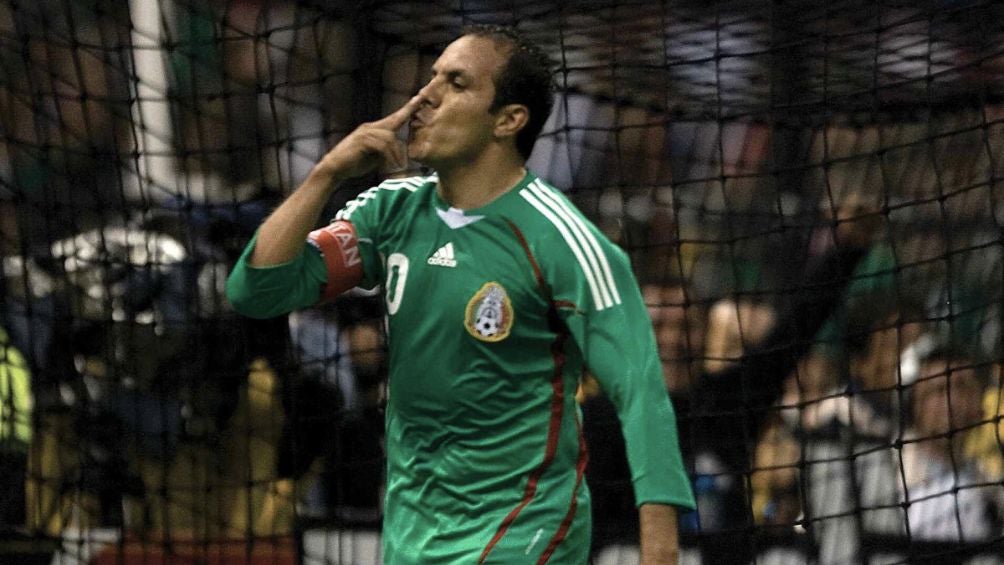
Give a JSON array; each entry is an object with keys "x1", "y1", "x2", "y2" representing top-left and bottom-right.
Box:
[
  {"x1": 249, "y1": 95, "x2": 423, "y2": 267},
  {"x1": 639, "y1": 503, "x2": 680, "y2": 564},
  {"x1": 316, "y1": 94, "x2": 424, "y2": 181}
]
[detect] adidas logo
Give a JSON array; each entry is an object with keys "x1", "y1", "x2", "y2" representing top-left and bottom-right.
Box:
[{"x1": 427, "y1": 242, "x2": 457, "y2": 267}]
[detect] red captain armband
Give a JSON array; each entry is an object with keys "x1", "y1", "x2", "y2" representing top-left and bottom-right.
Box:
[{"x1": 307, "y1": 220, "x2": 364, "y2": 303}]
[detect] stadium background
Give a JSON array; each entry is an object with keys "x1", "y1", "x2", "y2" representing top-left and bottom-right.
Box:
[{"x1": 0, "y1": 0, "x2": 1002, "y2": 563}]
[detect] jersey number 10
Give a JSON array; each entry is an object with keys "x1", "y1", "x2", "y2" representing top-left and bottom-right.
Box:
[{"x1": 386, "y1": 253, "x2": 409, "y2": 315}]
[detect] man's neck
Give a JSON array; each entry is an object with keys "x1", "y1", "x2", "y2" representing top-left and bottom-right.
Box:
[{"x1": 434, "y1": 151, "x2": 527, "y2": 210}]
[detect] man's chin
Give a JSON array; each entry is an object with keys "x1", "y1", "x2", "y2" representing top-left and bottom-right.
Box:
[
  {"x1": 406, "y1": 145, "x2": 432, "y2": 166},
  {"x1": 408, "y1": 153, "x2": 443, "y2": 171}
]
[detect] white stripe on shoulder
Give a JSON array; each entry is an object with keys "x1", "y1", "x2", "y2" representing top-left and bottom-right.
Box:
[
  {"x1": 527, "y1": 180, "x2": 615, "y2": 308},
  {"x1": 520, "y1": 187, "x2": 607, "y2": 311},
  {"x1": 531, "y1": 181, "x2": 621, "y2": 306},
  {"x1": 378, "y1": 176, "x2": 424, "y2": 191},
  {"x1": 335, "y1": 176, "x2": 429, "y2": 221}
]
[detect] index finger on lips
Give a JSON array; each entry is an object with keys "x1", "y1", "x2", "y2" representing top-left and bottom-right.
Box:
[{"x1": 373, "y1": 95, "x2": 423, "y2": 131}]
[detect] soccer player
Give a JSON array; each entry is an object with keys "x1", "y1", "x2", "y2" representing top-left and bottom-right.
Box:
[{"x1": 226, "y1": 24, "x2": 695, "y2": 563}]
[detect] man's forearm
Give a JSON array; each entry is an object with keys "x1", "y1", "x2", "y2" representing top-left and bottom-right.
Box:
[
  {"x1": 250, "y1": 165, "x2": 344, "y2": 267},
  {"x1": 639, "y1": 503, "x2": 680, "y2": 564}
]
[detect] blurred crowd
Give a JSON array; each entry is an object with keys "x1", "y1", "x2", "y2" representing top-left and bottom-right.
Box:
[
  {"x1": 1, "y1": 1, "x2": 1002, "y2": 564},
  {"x1": 0, "y1": 0, "x2": 388, "y2": 546},
  {"x1": 582, "y1": 222, "x2": 1004, "y2": 563}
]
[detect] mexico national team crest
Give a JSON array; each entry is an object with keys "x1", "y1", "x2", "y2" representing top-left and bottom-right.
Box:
[{"x1": 465, "y1": 282, "x2": 514, "y2": 342}]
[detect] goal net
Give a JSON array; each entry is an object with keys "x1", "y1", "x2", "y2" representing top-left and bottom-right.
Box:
[{"x1": 1, "y1": 1, "x2": 1002, "y2": 563}]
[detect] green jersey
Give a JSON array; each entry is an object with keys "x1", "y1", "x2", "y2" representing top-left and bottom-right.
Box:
[{"x1": 227, "y1": 171, "x2": 694, "y2": 564}]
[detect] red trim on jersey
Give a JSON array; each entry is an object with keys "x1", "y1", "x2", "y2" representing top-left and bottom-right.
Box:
[
  {"x1": 553, "y1": 299, "x2": 578, "y2": 311},
  {"x1": 537, "y1": 413, "x2": 589, "y2": 564},
  {"x1": 307, "y1": 220, "x2": 363, "y2": 303},
  {"x1": 479, "y1": 220, "x2": 587, "y2": 563},
  {"x1": 478, "y1": 333, "x2": 568, "y2": 564},
  {"x1": 503, "y1": 219, "x2": 546, "y2": 289},
  {"x1": 504, "y1": 219, "x2": 580, "y2": 314}
]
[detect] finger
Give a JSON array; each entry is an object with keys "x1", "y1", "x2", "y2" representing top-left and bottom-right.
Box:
[
  {"x1": 366, "y1": 129, "x2": 402, "y2": 158},
  {"x1": 362, "y1": 130, "x2": 406, "y2": 171},
  {"x1": 372, "y1": 95, "x2": 423, "y2": 131},
  {"x1": 388, "y1": 139, "x2": 406, "y2": 170}
]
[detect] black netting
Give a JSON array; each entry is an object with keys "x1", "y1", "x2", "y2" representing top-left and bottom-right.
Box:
[{"x1": 1, "y1": 1, "x2": 1002, "y2": 563}]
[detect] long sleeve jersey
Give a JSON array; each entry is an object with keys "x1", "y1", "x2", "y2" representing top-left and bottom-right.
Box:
[{"x1": 226, "y1": 171, "x2": 694, "y2": 564}]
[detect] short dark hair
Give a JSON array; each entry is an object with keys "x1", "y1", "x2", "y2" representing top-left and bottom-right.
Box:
[{"x1": 461, "y1": 24, "x2": 555, "y2": 160}]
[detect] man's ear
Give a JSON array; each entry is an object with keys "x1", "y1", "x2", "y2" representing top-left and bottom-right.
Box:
[{"x1": 493, "y1": 104, "x2": 529, "y2": 139}]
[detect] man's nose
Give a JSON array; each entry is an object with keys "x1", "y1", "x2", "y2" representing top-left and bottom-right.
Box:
[{"x1": 417, "y1": 80, "x2": 440, "y2": 107}]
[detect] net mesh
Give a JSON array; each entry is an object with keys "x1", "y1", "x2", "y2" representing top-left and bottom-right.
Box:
[{"x1": 1, "y1": 0, "x2": 1002, "y2": 563}]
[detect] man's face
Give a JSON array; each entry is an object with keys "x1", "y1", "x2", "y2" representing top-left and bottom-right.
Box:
[{"x1": 408, "y1": 35, "x2": 507, "y2": 168}]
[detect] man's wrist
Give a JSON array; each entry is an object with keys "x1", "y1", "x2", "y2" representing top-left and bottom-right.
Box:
[
  {"x1": 639, "y1": 503, "x2": 680, "y2": 564},
  {"x1": 308, "y1": 161, "x2": 348, "y2": 190}
]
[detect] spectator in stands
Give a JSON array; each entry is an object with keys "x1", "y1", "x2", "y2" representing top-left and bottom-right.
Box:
[
  {"x1": 751, "y1": 348, "x2": 842, "y2": 527},
  {"x1": 769, "y1": 299, "x2": 930, "y2": 564},
  {"x1": 900, "y1": 349, "x2": 1004, "y2": 542},
  {"x1": 583, "y1": 196, "x2": 880, "y2": 563},
  {"x1": 279, "y1": 295, "x2": 386, "y2": 523},
  {"x1": 323, "y1": 311, "x2": 387, "y2": 522},
  {"x1": 0, "y1": 2, "x2": 132, "y2": 246},
  {"x1": 750, "y1": 415, "x2": 802, "y2": 527},
  {"x1": 642, "y1": 281, "x2": 705, "y2": 395},
  {"x1": 790, "y1": 303, "x2": 927, "y2": 440},
  {"x1": 702, "y1": 295, "x2": 775, "y2": 375}
]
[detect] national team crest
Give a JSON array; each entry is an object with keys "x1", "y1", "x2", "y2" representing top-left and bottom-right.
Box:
[{"x1": 465, "y1": 282, "x2": 514, "y2": 342}]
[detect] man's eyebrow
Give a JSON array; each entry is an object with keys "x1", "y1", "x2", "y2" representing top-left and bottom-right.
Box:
[{"x1": 430, "y1": 67, "x2": 470, "y2": 80}]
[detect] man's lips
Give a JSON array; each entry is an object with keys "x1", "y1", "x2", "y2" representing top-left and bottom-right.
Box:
[{"x1": 410, "y1": 111, "x2": 432, "y2": 129}]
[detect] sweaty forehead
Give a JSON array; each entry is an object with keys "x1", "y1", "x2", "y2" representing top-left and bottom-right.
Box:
[{"x1": 433, "y1": 35, "x2": 510, "y2": 80}]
